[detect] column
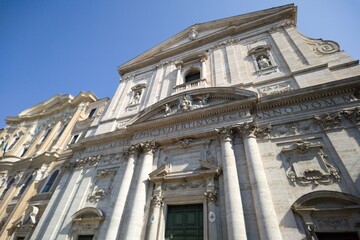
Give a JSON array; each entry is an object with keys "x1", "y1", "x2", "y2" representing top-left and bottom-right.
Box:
[
  {"x1": 200, "y1": 55, "x2": 207, "y2": 80},
  {"x1": 147, "y1": 187, "x2": 163, "y2": 240},
  {"x1": 123, "y1": 141, "x2": 157, "y2": 240},
  {"x1": 238, "y1": 123, "x2": 282, "y2": 240},
  {"x1": 175, "y1": 61, "x2": 183, "y2": 86},
  {"x1": 99, "y1": 145, "x2": 139, "y2": 240},
  {"x1": 216, "y1": 127, "x2": 247, "y2": 240}
]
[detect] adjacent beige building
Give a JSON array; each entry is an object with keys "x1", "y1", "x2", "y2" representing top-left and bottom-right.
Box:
[
  {"x1": 0, "y1": 92, "x2": 108, "y2": 240},
  {"x1": 1, "y1": 4, "x2": 360, "y2": 240}
]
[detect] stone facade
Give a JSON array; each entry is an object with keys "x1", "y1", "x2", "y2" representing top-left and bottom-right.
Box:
[
  {"x1": 2, "y1": 4, "x2": 360, "y2": 240},
  {"x1": 0, "y1": 92, "x2": 108, "y2": 240}
]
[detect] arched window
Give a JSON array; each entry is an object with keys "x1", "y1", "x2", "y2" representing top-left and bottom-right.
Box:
[
  {"x1": 41, "y1": 170, "x2": 59, "y2": 193},
  {"x1": 0, "y1": 177, "x2": 15, "y2": 199},
  {"x1": 184, "y1": 69, "x2": 200, "y2": 83},
  {"x1": 18, "y1": 175, "x2": 33, "y2": 196}
]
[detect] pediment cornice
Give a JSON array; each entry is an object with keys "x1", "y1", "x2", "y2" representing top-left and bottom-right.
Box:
[
  {"x1": 118, "y1": 4, "x2": 296, "y2": 75},
  {"x1": 128, "y1": 87, "x2": 258, "y2": 130}
]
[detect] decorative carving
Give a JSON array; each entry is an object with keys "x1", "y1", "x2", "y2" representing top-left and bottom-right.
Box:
[
  {"x1": 210, "y1": 38, "x2": 241, "y2": 51},
  {"x1": 268, "y1": 20, "x2": 295, "y2": 33},
  {"x1": 343, "y1": 107, "x2": 360, "y2": 125},
  {"x1": 165, "y1": 180, "x2": 205, "y2": 191},
  {"x1": 257, "y1": 55, "x2": 272, "y2": 69},
  {"x1": 237, "y1": 122, "x2": 271, "y2": 139},
  {"x1": 74, "y1": 155, "x2": 102, "y2": 168},
  {"x1": 178, "y1": 139, "x2": 192, "y2": 149},
  {"x1": 88, "y1": 167, "x2": 117, "y2": 203},
  {"x1": 188, "y1": 27, "x2": 198, "y2": 40},
  {"x1": 307, "y1": 40, "x2": 340, "y2": 55},
  {"x1": 204, "y1": 190, "x2": 217, "y2": 203},
  {"x1": 258, "y1": 82, "x2": 293, "y2": 97},
  {"x1": 314, "y1": 112, "x2": 342, "y2": 129},
  {"x1": 140, "y1": 141, "x2": 157, "y2": 153},
  {"x1": 96, "y1": 169, "x2": 117, "y2": 179},
  {"x1": 164, "y1": 104, "x2": 172, "y2": 116},
  {"x1": 271, "y1": 120, "x2": 319, "y2": 138},
  {"x1": 215, "y1": 126, "x2": 234, "y2": 139},
  {"x1": 87, "y1": 188, "x2": 108, "y2": 203},
  {"x1": 179, "y1": 94, "x2": 193, "y2": 111},
  {"x1": 126, "y1": 144, "x2": 141, "y2": 157},
  {"x1": 151, "y1": 195, "x2": 164, "y2": 207},
  {"x1": 282, "y1": 141, "x2": 340, "y2": 186}
]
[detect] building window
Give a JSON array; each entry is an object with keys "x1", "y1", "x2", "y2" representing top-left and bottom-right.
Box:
[
  {"x1": 7, "y1": 135, "x2": 21, "y2": 151},
  {"x1": 185, "y1": 69, "x2": 201, "y2": 83},
  {"x1": 18, "y1": 175, "x2": 33, "y2": 196},
  {"x1": 0, "y1": 177, "x2": 15, "y2": 199},
  {"x1": 88, "y1": 108, "x2": 97, "y2": 118},
  {"x1": 56, "y1": 123, "x2": 68, "y2": 139},
  {"x1": 41, "y1": 170, "x2": 60, "y2": 193},
  {"x1": 16, "y1": 237, "x2": 25, "y2": 240},
  {"x1": 165, "y1": 204, "x2": 203, "y2": 240},
  {"x1": 78, "y1": 235, "x2": 94, "y2": 240},
  {"x1": 70, "y1": 134, "x2": 79, "y2": 144},
  {"x1": 39, "y1": 128, "x2": 52, "y2": 144},
  {"x1": 20, "y1": 148, "x2": 28, "y2": 157}
]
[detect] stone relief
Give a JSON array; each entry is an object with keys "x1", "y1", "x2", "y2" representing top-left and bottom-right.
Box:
[
  {"x1": 164, "y1": 180, "x2": 206, "y2": 191},
  {"x1": 74, "y1": 155, "x2": 102, "y2": 168},
  {"x1": 343, "y1": 107, "x2": 360, "y2": 125},
  {"x1": 188, "y1": 27, "x2": 198, "y2": 41},
  {"x1": 210, "y1": 38, "x2": 241, "y2": 51},
  {"x1": 204, "y1": 190, "x2": 217, "y2": 203},
  {"x1": 306, "y1": 39, "x2": 340, "y2": 55},
  {"x1": 268, "y1": 20, "x2": 295, "y2": 33},
  {"x1": 178, "y1": 139, "x2": 192, "y2": 149},
  {"x1": 271, "y1": 120, "x2": 320, "y2": 138},
  {"x1": 258, "y1": 81, "x2": 294, "y2": 97},
  {"x1": 314, "y1": 112, "x2": 342, "y2": 130},
  {"x1": 151, "y1": 195, "x2": 164, "y2": 207},
  {"x1": 87, "y1": 168, "x2": 117, "y2": 203},
  {"x1": 282, "y1": 141, "x2": 340, "y2": 186}
]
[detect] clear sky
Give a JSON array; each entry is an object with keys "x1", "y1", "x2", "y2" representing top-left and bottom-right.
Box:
[{"x1": 0, "y1": 0, "x2": 359, "y2": 128}]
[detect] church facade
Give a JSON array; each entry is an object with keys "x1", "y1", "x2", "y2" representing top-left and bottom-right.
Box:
[{"x1": 1, "y1": 4, "x2": 360, "y2": 240}]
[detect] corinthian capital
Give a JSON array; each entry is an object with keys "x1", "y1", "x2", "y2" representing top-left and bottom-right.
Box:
[
  {"x1": 126, "y1": 144, "x2": 141, "y2": 157},
  {"x1": 237, "y1": 122, "x2": 271, "y2": 139},
  {"x1": 140, "y1": 141, "x2": 157, "y2": 153},
  {"x1": 215, "y1": 126, "x2": 234, "y2": 139}
]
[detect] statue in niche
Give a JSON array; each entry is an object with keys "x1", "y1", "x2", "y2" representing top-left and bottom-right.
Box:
[
  {"x1": 257, "y1": 55, "x2": 271, "y2": 69},
  {"x1": 179, "y1": 94, "x2": 193, "y2": 111},
  {"x1": 130, "y1": 91, "x2": 141, "y2": 105}
]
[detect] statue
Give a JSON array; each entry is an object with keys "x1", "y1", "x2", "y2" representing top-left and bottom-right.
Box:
[
  {"x1": 164, "y1": 104, "x2": 171, "y2": 116},
  {"x1": 130, "y1": 92, "x2": 141, "y2": 105},
  {"x1": 257, "y1": 55, "x2": 271, "y2": 69},
  {"x1": 179, "y1": 95, "x2": 192, "y2": 111}
]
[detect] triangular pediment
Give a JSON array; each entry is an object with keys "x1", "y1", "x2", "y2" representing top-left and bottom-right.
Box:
[
  {"x1": 118, "y1": 4, "x2": 296, "y2": 75},
  {"x1": 130, "y1": 87, "x2": 257, "y2": 126}
]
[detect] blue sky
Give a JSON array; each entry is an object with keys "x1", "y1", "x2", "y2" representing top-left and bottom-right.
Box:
[{"x1": 0, "y1": 0, "x2": 359, "y2": 128}]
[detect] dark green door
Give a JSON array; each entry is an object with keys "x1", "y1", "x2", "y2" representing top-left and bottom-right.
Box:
[{"x1": 165, "y1": 204, "x2": 203, "y2": 240}]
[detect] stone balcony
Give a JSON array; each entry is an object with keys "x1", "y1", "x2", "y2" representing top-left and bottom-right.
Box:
[{"x1": 172, "y1": 78, "x2": 207, "y2": 95}]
